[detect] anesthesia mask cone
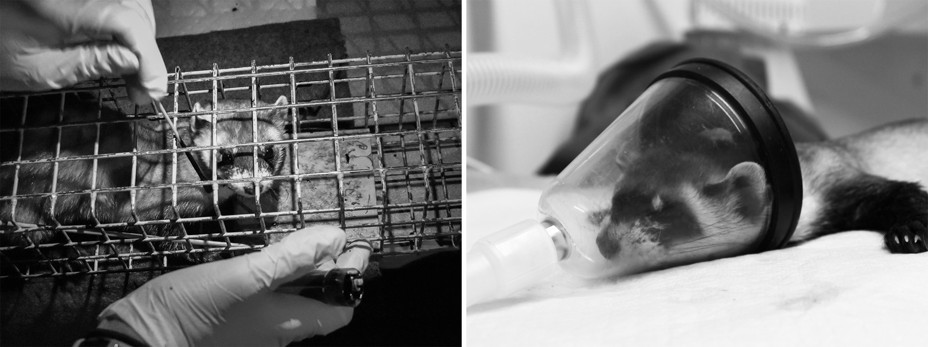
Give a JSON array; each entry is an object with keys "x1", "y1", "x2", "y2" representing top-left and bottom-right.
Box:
[{"x1": 468, "y1": 59, "x2": 803, "y2": 306}]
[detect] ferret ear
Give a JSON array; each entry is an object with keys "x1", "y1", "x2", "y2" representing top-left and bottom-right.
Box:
[
  {"x1": 189, "y1": 102, "x2": 213, "y2": 132},
  {"x1": 270, "y1": 95, "x2": 290, "y2": 126},
  {"x1": 274, "y1": 95, "x2": 288, "y2": 107},
  {"x1": 716, "y1": 161, "x2": 769, "y2": 218}
]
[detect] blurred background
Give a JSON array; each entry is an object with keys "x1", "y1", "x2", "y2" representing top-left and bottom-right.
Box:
[{"x1": 467, "y1": 0, "x2": 928, "y2": 177}]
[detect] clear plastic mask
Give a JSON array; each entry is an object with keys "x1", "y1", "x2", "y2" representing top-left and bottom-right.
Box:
[
  {"x1": 468, "y1": 59, "x2": 802, "y2": 306},
  {"x1": 544, "y1": 77, "x2": 774, "y2": 278}
]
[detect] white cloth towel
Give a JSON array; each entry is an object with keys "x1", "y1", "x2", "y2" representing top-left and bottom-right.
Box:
[{"x1": 467, "y1": 189, "x2": 928, "y2": 347}]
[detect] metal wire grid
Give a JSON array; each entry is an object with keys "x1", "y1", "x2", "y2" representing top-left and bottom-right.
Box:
[{"x1": 0, "y1": 49, "x2": 462, "y2": 278}]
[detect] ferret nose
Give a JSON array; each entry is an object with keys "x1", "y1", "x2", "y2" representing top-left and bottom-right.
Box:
[
  {"x1": 596, "y1": 226, "x2": 621, "y2": 259},
  {"x1": 242, "y1": 185, "x2": 255, "y2": 195}
]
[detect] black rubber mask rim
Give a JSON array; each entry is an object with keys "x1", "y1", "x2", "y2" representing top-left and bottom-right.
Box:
[{"x1": 652, "y1": 58, "x2": 803, "y2": 252}]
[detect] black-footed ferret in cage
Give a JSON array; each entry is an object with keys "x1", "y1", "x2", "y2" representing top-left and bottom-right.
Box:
[{"x1": 0, "y1": 92, "x2": 289, "y2": 263}]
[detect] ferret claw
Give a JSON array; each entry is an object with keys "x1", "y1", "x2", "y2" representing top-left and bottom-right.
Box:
[{"x1": 885, "y1": 220, "x2": 928, "y2": 254}]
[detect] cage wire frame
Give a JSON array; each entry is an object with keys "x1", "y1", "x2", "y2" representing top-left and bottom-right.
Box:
[{"x1": 0, "y1": 48, "x2": 462, "y2": 278}]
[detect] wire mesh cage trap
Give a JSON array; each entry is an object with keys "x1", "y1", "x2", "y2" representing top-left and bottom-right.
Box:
[{"x1": 0, "y1": 49, "x2": 462, "y2": 278}]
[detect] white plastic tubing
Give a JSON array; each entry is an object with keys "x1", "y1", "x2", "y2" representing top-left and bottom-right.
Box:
[
  {"x1": 468, "y1": 0, "x2": 597, "y2": 106},
  {"x1": 697, "y1": 0, "x2": 928, "y2": 48}
]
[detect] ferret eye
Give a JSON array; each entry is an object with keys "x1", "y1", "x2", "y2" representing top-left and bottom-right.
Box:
[
  {"x1": 218, "y1": 150, "x2": 233, "y2": 166},
  {"x1": 264, "y1": 147, "x2": 275, "y2": 159}
]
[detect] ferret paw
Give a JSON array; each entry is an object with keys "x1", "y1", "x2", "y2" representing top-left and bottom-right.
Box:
[{"x1": 885, "y1": 220, "x2": 928, "y2": 253}]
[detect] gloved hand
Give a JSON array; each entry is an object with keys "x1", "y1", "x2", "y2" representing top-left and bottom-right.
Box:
[
  {"x1": 0, "y1": 0, "x2": 167, "y2": 103},
  {"x1": 96, "y1": 226, "x2": 370, "y2": 347}
]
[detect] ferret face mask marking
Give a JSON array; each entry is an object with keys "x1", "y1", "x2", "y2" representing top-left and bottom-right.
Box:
[
  {"x1": 187, "y1": 96, "x2": 288, "y2": 196},
  {"x1": 540, "y1": 59, "x2": 802, "y2": 277},
  {"x1": 596, "y1": 159, "x2": 771, "y2": 262}
]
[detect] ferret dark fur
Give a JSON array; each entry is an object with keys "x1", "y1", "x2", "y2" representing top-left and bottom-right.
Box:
[
  {"x1": 791, "y1": 119, "x2": 928, "y2": 253},
  {"x1": 595, "y1": 118, "x2": 928, "y2": 262},
  {"x1": 0, "y1": 94, "x2": 289, "y2": 257}
]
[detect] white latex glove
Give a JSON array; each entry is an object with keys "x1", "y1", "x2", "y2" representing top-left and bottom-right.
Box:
[
  {"x1": 0, "y1": 0, "x2": 167, "y2": 103},
  {"x1": 96, "y1": 226, "x2": 369, "y2": 347}
]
